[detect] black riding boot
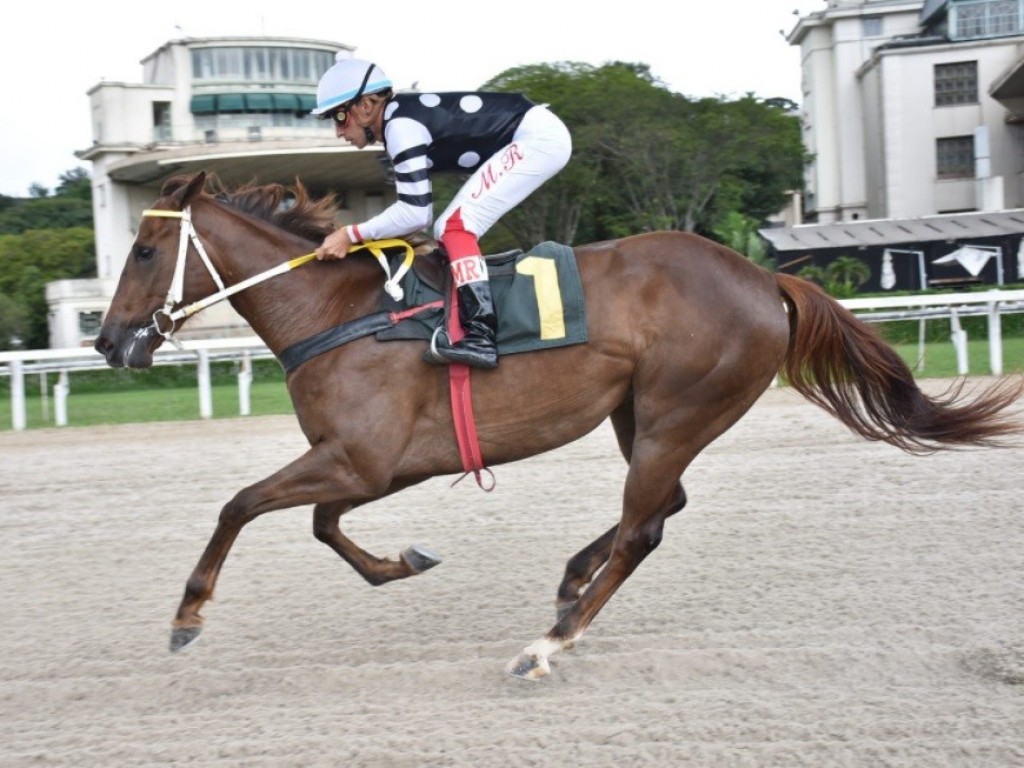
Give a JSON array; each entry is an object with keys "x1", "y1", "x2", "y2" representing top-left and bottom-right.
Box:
[{"x1": 426, "y1": 280, "x2": 499, "y2": 369}]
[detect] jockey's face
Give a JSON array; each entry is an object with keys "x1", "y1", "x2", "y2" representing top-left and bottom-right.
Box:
[
  {"x1": 335, "y1": 96, "x2": 382, "y2": 148},
  {"x1": 323, "y1": 102, "x2": 362, "y2": 145}
]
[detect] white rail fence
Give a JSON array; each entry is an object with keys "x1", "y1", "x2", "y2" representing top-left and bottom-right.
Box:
[
  {"x1": 841, "y1": 288, "x2": 1024, "y2": 376},
  {"x1": 1, "y1": 337, "x2": 274, "y2": 431},
  {"x1": 2, "y1": 290, "x2": 1024, "y2": 431}
]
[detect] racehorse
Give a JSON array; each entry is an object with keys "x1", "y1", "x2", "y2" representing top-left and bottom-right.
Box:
[{"x1": 94, "y1": 172, "x2": 1023, "y2": 679}]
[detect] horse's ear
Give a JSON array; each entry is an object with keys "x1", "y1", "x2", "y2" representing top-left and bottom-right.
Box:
[{"x1": 167, "y1": 172, "x2": 207, "y2": 210}]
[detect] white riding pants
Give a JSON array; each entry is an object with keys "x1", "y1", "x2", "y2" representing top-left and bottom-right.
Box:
[{"x1": 433, "y1": 105, "x2": 572, "y2": 240}]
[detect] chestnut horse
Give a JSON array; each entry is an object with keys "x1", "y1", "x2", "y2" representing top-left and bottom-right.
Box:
[{"x1": 95, "y1": 172, "x2": 1022, "y2": 679}]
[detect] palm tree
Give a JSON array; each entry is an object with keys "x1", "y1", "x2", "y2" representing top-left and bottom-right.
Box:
[{"x1": 798, "y1": 255, "x2": 871, "y2": 298}]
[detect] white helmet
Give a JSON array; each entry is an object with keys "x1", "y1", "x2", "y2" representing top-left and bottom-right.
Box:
[{"x1": 312, "y1": 56, "x2": 392, "y2": 116}]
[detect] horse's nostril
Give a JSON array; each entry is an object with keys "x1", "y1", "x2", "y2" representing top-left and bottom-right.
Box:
[{"x1": 94, "y1": 336, "x2": 113, "y2": 355}]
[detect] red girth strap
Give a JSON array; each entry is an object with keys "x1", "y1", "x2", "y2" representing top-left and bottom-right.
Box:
[{"x1": 446, "y1": 284, "x2": 495, "y2": 492}]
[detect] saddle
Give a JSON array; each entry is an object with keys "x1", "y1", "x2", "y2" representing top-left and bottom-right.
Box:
[{"x1": 376, "y1": 241, "x2": 588, "y2": 355}]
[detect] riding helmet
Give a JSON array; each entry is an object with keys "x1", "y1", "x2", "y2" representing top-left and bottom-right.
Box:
[{"x1": 312, "y1": 55, "x2": 392, "y2": 116}]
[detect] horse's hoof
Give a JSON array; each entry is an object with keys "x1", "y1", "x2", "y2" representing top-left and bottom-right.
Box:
[
  {"x1": 506, "y1": 652, "x2": 551, "y2": 681},
  {"x1": 402, "y1": 544, "x2": 442, "y2": 574},
  {"x1": 170, "y1": 626, "x2": 202, "y2": 653}
]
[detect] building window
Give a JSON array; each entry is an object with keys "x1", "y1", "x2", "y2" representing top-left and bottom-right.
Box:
[
  {"x1": 937, "y1": 135, "x2": 976, "y2": 179},
  {"x1": 191, "y1": 47, "x2": 334, "y2": 84},
  {"x1": 862, "y1": 16, "x2": 883, "y2": 37},
  {"x1": 952, "y1": 0, "x2": 1022, "y2": 39},
  {"x1": 934, "y1": 61, "x2": 978, "y2": 106},
  {"x1": 152, "y1": 101, "x2": 171, "y2": 141},
  {"x1": 78, "y1": 311, "x2": 103, "y2": 337}
]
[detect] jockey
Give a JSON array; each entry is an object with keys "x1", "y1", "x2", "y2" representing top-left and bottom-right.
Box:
[{"x1": 312, "y1": 55, "x2": 573, "y2": 369}]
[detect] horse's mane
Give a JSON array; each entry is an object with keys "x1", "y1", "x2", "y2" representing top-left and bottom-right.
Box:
[
  {"x1": 161, "y1": 173, "x2": 341, "y2": 243},
  {"x1": 161, "y1": 173, "x2": 436, "y2": 252}
]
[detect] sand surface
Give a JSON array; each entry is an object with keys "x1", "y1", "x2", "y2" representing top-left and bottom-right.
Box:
[{"x1": 1, "y1": 381, "x2": 1023, "y2": 767}]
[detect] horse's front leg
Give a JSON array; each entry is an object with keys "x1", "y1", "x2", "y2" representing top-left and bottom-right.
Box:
[
  {"x1": 312, "y1": 500, "x2": 441, "y2": 586},
  {"x1": 171, "y1": 445, "x2": 353, "y2": 652}
]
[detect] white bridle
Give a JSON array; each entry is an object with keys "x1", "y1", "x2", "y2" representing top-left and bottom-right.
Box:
[
  {"x1": 137, "y1": 206, "x2": 416, "y2": 349},
  {"x1": 141, "y1": 206, "x2": 227, "y2": 349}
]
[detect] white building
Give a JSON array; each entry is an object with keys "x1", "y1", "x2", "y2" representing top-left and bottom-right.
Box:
[
  {"x1": 52, "y1": 36, "x2": 395, "y2": 348},
  {"x1": 789, "y1": 0, "x2": 1024, "y2": 222},
  {"x1": 760, "y1": 0, "x2": 1024, "y2": 290}
]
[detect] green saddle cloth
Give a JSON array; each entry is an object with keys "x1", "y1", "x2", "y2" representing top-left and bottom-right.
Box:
[{"x1": 376, "y1": 241, "x2": 588, "y2": 355}]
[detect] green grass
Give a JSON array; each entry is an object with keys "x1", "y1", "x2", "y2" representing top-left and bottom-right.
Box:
[{"x1": 891, "y1": 336, "x2": 1024, "y2": 378}]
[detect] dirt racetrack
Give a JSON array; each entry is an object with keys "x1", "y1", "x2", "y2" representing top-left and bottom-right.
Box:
[{"x1": 1, "y1": 380, "x2": 1023, "y2": 767}]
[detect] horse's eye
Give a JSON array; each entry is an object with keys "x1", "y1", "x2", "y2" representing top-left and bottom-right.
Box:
[{"x1": 133, "y1": 245, "x2": 156, "y2": 262}]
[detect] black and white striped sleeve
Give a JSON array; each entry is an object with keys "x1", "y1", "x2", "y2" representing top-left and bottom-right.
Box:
[{"x1": 355, "y1": 117, "x2": 434, "y2": 240}]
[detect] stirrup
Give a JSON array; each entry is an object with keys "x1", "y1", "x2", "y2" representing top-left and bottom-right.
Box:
[
  {"x1": 423, "y1": 326, "x2": 450, "y2": 366},
  {"x1": 423, "y1": 325, "x2": 456, "y2": 368}
]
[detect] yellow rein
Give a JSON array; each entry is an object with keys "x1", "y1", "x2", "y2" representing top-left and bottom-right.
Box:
[
  {"x1": 141, "y1": 206, "x2": 416, "y2": 318},
  {"x1": 139, "y1": 206, "x2": 418, "y2": 347},
  {"x1": 288, "y1": 238, "x2": 417, "y2": 299}
]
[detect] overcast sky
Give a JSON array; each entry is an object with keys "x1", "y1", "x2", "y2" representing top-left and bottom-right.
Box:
[{"x1": 0, "y1": 0, "x2": 821, "y2": 197}]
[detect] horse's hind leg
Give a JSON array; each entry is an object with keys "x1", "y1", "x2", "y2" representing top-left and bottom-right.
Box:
[
  {"x1": 312, "y1": 501, "x2": 441, "y2": 585},
  {"x1": 509, "y1": 442, "x2": 689, "y2": 679},
  {"x1": 555, "y1": 402, "x2": 687, "y2": 619},
  {"x1": 555, "y1": 481, "x2": 686, "y2": 619},
  {"x1": 555, "y1": 524, "x2": 618, "y2": 620}
]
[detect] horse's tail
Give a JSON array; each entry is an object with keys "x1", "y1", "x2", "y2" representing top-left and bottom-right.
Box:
[{"x1": 774, "y1": 272, "x2": 1024, "y2": 453}]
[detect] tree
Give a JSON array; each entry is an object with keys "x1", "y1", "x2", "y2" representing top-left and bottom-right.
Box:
[
  {"x1": 0, "y1": 227, "x2": 96, "y2": 349},
  {"x1": 0, "y1": 197, "x2": 94, "y2": 234},
  {"x1": 798, "y1": 255, "x2": 871, "y2": 298},
  {"x1": 0, "y1": 169, "x2": 95, "y2": 349},
  {"x1": 476, "y1": 61, "x2": 678, "y2": 247},
  {"x1": 55, "y1": 168, "x2": 93, "y2": 201},
  {"x1": 720, "y1": 95, "x2": 806, "y2": 224},
  {"x1": 602, "y1": 93, "x2": 805, "y2": 235},
  {"x1": 0, "y1": 168, "x2": 93, "y2": 234},
  {"x1": 478, "y1": 63, "x2": 805, "y2": 247},
  {"x1": 0, "y1": 292, "x2": 29, "y2": 350},
  {"x1": 11, "y1": 266, "x2": 49, "y2": 349},
  {"x1": 712, "y1": 211, "x2": 773, "y2": 269}
]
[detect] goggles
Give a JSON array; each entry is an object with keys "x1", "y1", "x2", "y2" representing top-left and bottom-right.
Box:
[{"x1": 328, "y1": 106, "x2": 351, "y2": 127}]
